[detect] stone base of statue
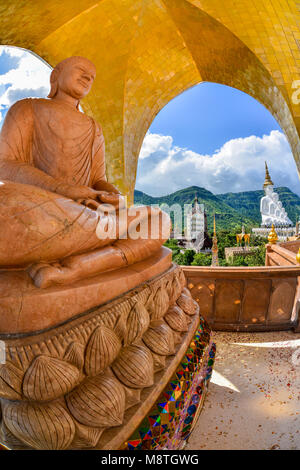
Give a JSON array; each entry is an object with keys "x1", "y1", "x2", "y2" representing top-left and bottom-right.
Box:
[{"x1": 0, "y1": 247, "x2": 215, "y2": 450}]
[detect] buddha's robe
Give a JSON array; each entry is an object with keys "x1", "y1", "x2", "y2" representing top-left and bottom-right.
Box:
[
  {"x1": 0, "y1": 98, "x2": 106, "y2": 191},
  {"x1": 0, "y1": 99, "x2": 168, "y2": 275}
]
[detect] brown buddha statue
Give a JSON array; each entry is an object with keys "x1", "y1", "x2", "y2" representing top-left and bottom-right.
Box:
[{"x1": 0, "y1": 56, "x2": 170, "y2": 288}]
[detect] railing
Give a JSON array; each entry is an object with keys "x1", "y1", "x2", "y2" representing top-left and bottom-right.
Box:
[
  {"x1": 183, "y1": 264, "x2": 300, "y2": 332},
  {"x1": 266, "y1": 241, "x2": 299, "y2": 266}
]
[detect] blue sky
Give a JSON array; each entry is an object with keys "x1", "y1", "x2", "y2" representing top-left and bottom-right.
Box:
[
  {"x1": 149, "y1": 83, "x2": 282, "y2": 155},
  {"x1": 0, "y1": 46, "x2": 299, "y2": 197}
]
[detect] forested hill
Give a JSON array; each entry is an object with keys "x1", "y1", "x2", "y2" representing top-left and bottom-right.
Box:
[{"x1": 134, "y1": 185, "x2": 300, "y2": 231}]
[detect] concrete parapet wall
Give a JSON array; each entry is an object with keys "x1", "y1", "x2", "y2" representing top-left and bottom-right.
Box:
[{"x1": 183, "y1": 264, "x2": 300, "y2": 332}]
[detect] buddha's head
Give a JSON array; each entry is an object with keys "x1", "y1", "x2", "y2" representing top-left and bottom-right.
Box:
[
  {"x1": 48, "y1": 56, "x2": 96, "y2": 104},
  {"x1": 265, "y1": 185, "x2": 273, "y2": 196}
]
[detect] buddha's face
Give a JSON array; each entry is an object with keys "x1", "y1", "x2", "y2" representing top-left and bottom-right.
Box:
[
  {"x1": 265, "y1": 185, "x2": 273, "y2": 196},
  {"x1": 57, "y1": 59, "x2": 96, "y2": 100}
]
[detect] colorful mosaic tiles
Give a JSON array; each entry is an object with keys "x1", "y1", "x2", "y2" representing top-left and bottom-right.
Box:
[{"x1": 125, "y1": 317, "x2": 216, "y2": 450}]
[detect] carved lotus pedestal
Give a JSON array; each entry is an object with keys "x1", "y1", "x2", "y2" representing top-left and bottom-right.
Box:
[{"x1": 0, "y1": 247, "x2": 215, "y2": 450}]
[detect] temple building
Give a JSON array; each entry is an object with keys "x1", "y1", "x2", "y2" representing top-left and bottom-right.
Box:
[
  {"x1": 186, "y1": 196, "x2": 205, "y2": 240},
  {"x1": 252, "y1": 163, "x2": 296, "y2": 241},
  {"x1": 183, "y1": 195, "x2": 212, "y2": 253}
]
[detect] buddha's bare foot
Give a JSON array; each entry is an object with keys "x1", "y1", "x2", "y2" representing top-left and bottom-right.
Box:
[
  {"x1": 27, "y1": 262, "x2": 77, "y2": 289},
  {"x1": 28, "y1": 262, "x2": 61, "y2": 279}
]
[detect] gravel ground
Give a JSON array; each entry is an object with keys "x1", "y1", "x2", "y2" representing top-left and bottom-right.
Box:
[{"x1": 186, "y1": 330, "x2": 300, "y2": 450}]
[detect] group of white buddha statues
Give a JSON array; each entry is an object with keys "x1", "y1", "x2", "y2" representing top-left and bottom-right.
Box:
[{"x1": 260, "y1": 163, "x2": 293, "y2": 227}]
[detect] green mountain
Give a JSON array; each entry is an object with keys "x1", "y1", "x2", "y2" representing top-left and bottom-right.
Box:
[
  {"x1": 134, "y1": 185, "x2": 300, "y2": 231},
  {"x1": 134, "y1": 186, "x2": 257, "y2": 231}
]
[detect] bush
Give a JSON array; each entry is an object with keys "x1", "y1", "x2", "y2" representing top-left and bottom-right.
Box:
[
  {"x1": 191, "y1": 253, "x2": 212, "y2": 266},
  {"x1": 244, "y1": 245, "x2": 266, "y2": 266}
]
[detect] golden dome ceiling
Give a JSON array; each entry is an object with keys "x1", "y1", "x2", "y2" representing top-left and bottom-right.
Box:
[{"x1": 0, "y1": 0, "x2": 299, "y2": 200}]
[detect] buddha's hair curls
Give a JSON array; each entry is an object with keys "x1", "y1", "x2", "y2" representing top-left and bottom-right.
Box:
[{"x1": 48, "y1": 56, "x2": 96, "y2": 100}]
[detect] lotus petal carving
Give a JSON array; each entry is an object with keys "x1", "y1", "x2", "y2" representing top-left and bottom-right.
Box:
[
  {"x1": 146, "y1": 290, "x2": 155, "y2": 317},
  {"x1": 124, "y1": 301, "x2": 150, "y2": 346},
  {"x1": 143, "y1": 321, "x2": 175, "y2": 356},
  {"x1": 178, "y1": 269, "x2": 187, "y2": 287},
  {"x1": 123, "y1": 385, "x2": 141, "y2": 410},
  {"x1": 114, "y1": 307, "x2": 129, "y2": 342},
  {"x1": 173, "y1": 331, "x2": 182, "y2": 345},
  {"x1": 2, "y1": 400, "x2": 75, "y2": 450},
  {"x1": 84, "y1": 326, "x2": 121, "y2": 376},
  {"x1": 71, "y1": 420, "x2": 104, "y2": 449},
  {"x1": 23, "y1": 355, "x2": 80, "y2": 401},
  {"x1": 166, "y1": 279, "x2": 174, "y2": 302},
  {"x1": 151, "y1": 286, "x2": 169, "y2": 320},
  {"x1": 172, "y1": 275, "x2": 182, "y2": 302},
  {"x1": 112, "y1": 345, "x2": 154, "y2": 389},
  {"x1": 66, "y1": 374, "x2": 125, "y2": 427},
  {"x1": 164, "y1": 305, "x2": 188, "y2": 332},
  {"x1": 151, "y1": 352, "x2": 166, "y2": 372},
  {"x1": 0, "y1": 420, "x2": 31, "y2": 450},
  {"x1": 177, "y1": 293, "x2": 198, "y2": 316},
  {"x1": 0, "y1": 362, "x2": 23, "y2": 399},
  {"x1": 64, "y1": 342, "x2": 85, "y2": 370}
]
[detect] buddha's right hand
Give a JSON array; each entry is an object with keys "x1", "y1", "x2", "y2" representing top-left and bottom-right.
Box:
[{"x1": 55, "y1": 183, "x2": 103, "y2": 201}]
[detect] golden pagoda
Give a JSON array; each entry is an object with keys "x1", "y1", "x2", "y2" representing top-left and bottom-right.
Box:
[{"x1": 263, "y1": 162, "x2": 274, "y2": 189}]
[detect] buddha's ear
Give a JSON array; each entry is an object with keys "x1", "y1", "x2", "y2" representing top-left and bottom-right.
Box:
[{"x1": 48, "y1": 68, "x2": 59, "y2": 99}]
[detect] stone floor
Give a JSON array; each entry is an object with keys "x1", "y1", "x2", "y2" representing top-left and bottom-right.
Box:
[{"x1": 186, "y1": 330, "x2": 300, "y2": 450}]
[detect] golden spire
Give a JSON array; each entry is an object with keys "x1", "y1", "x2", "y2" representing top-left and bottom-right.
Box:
[
  {"x1": 263, "y1": 161, "x2": 274, "y2": 189},
  {"x1": 213, "y1": 214, "x2": 216, "y2": 236}
]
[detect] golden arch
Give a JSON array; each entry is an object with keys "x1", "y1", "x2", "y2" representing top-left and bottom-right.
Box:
[{"x1": 0, "y1": 0, "x2": 299, "y2": 202}]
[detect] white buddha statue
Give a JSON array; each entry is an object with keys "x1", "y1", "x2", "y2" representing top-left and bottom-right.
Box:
[{"x1": 260, "y1": 162, "x2": 292, "y2": 227}]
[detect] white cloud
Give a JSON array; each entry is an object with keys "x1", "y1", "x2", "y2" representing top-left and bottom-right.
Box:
[
  {"x1": 139, "y1": 133, "x2": 173, "y2": 159},
  {"x1": 136, "y1": 131, "x2": 300, "y2": 196},
  {"x1": 0, "y1": 46, "x2": 51, "y2": 111}
]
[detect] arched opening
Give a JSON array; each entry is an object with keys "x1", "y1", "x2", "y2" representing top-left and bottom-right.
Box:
[
  {"x1": 135, "y1": 81, "x2": 300, "y2": 268},
  {"x1": 136, "y1": 82, "x2": 299, "y2": 198}
]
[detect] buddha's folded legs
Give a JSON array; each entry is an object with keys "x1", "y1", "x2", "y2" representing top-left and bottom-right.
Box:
[
  {"x1": 0, "y1": 180, "x2": 103, "y2": 267},
  {"x1": 0, "y1": 181, "x2": 171, "y2": 288},
  {"x1": 28, "y1": 208, "x2": 171, "y2": 288}
]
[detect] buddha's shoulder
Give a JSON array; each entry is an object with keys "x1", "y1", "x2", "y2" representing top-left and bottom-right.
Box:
[
  {"x1": 7, "y1": 98, "x2": 35, "y2": 114},
  {"x1": 7, "y1": 98, "x2": 54, "y2": 117}
]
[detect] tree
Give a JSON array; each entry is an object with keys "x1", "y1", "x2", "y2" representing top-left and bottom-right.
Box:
[
  {"x1": 191, "y1": 253, "x2": 212, "y2": 266},
  {"x1": 244, "y1": 245, "x2": 266, "y2": 266},
  {"x1": 164, "y1": 239, "x2": 180, "y2": 257},
  {"x1": 173, "y1": 249, "x2": 195, "y2": 266},
  {"x1": 165, "y1": 231, "x2": 267, "y2": 267}
]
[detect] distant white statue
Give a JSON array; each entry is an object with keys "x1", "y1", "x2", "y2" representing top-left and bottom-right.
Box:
[{"x1": 260, "y1": 162, "x2": 292, "y2": 227}]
